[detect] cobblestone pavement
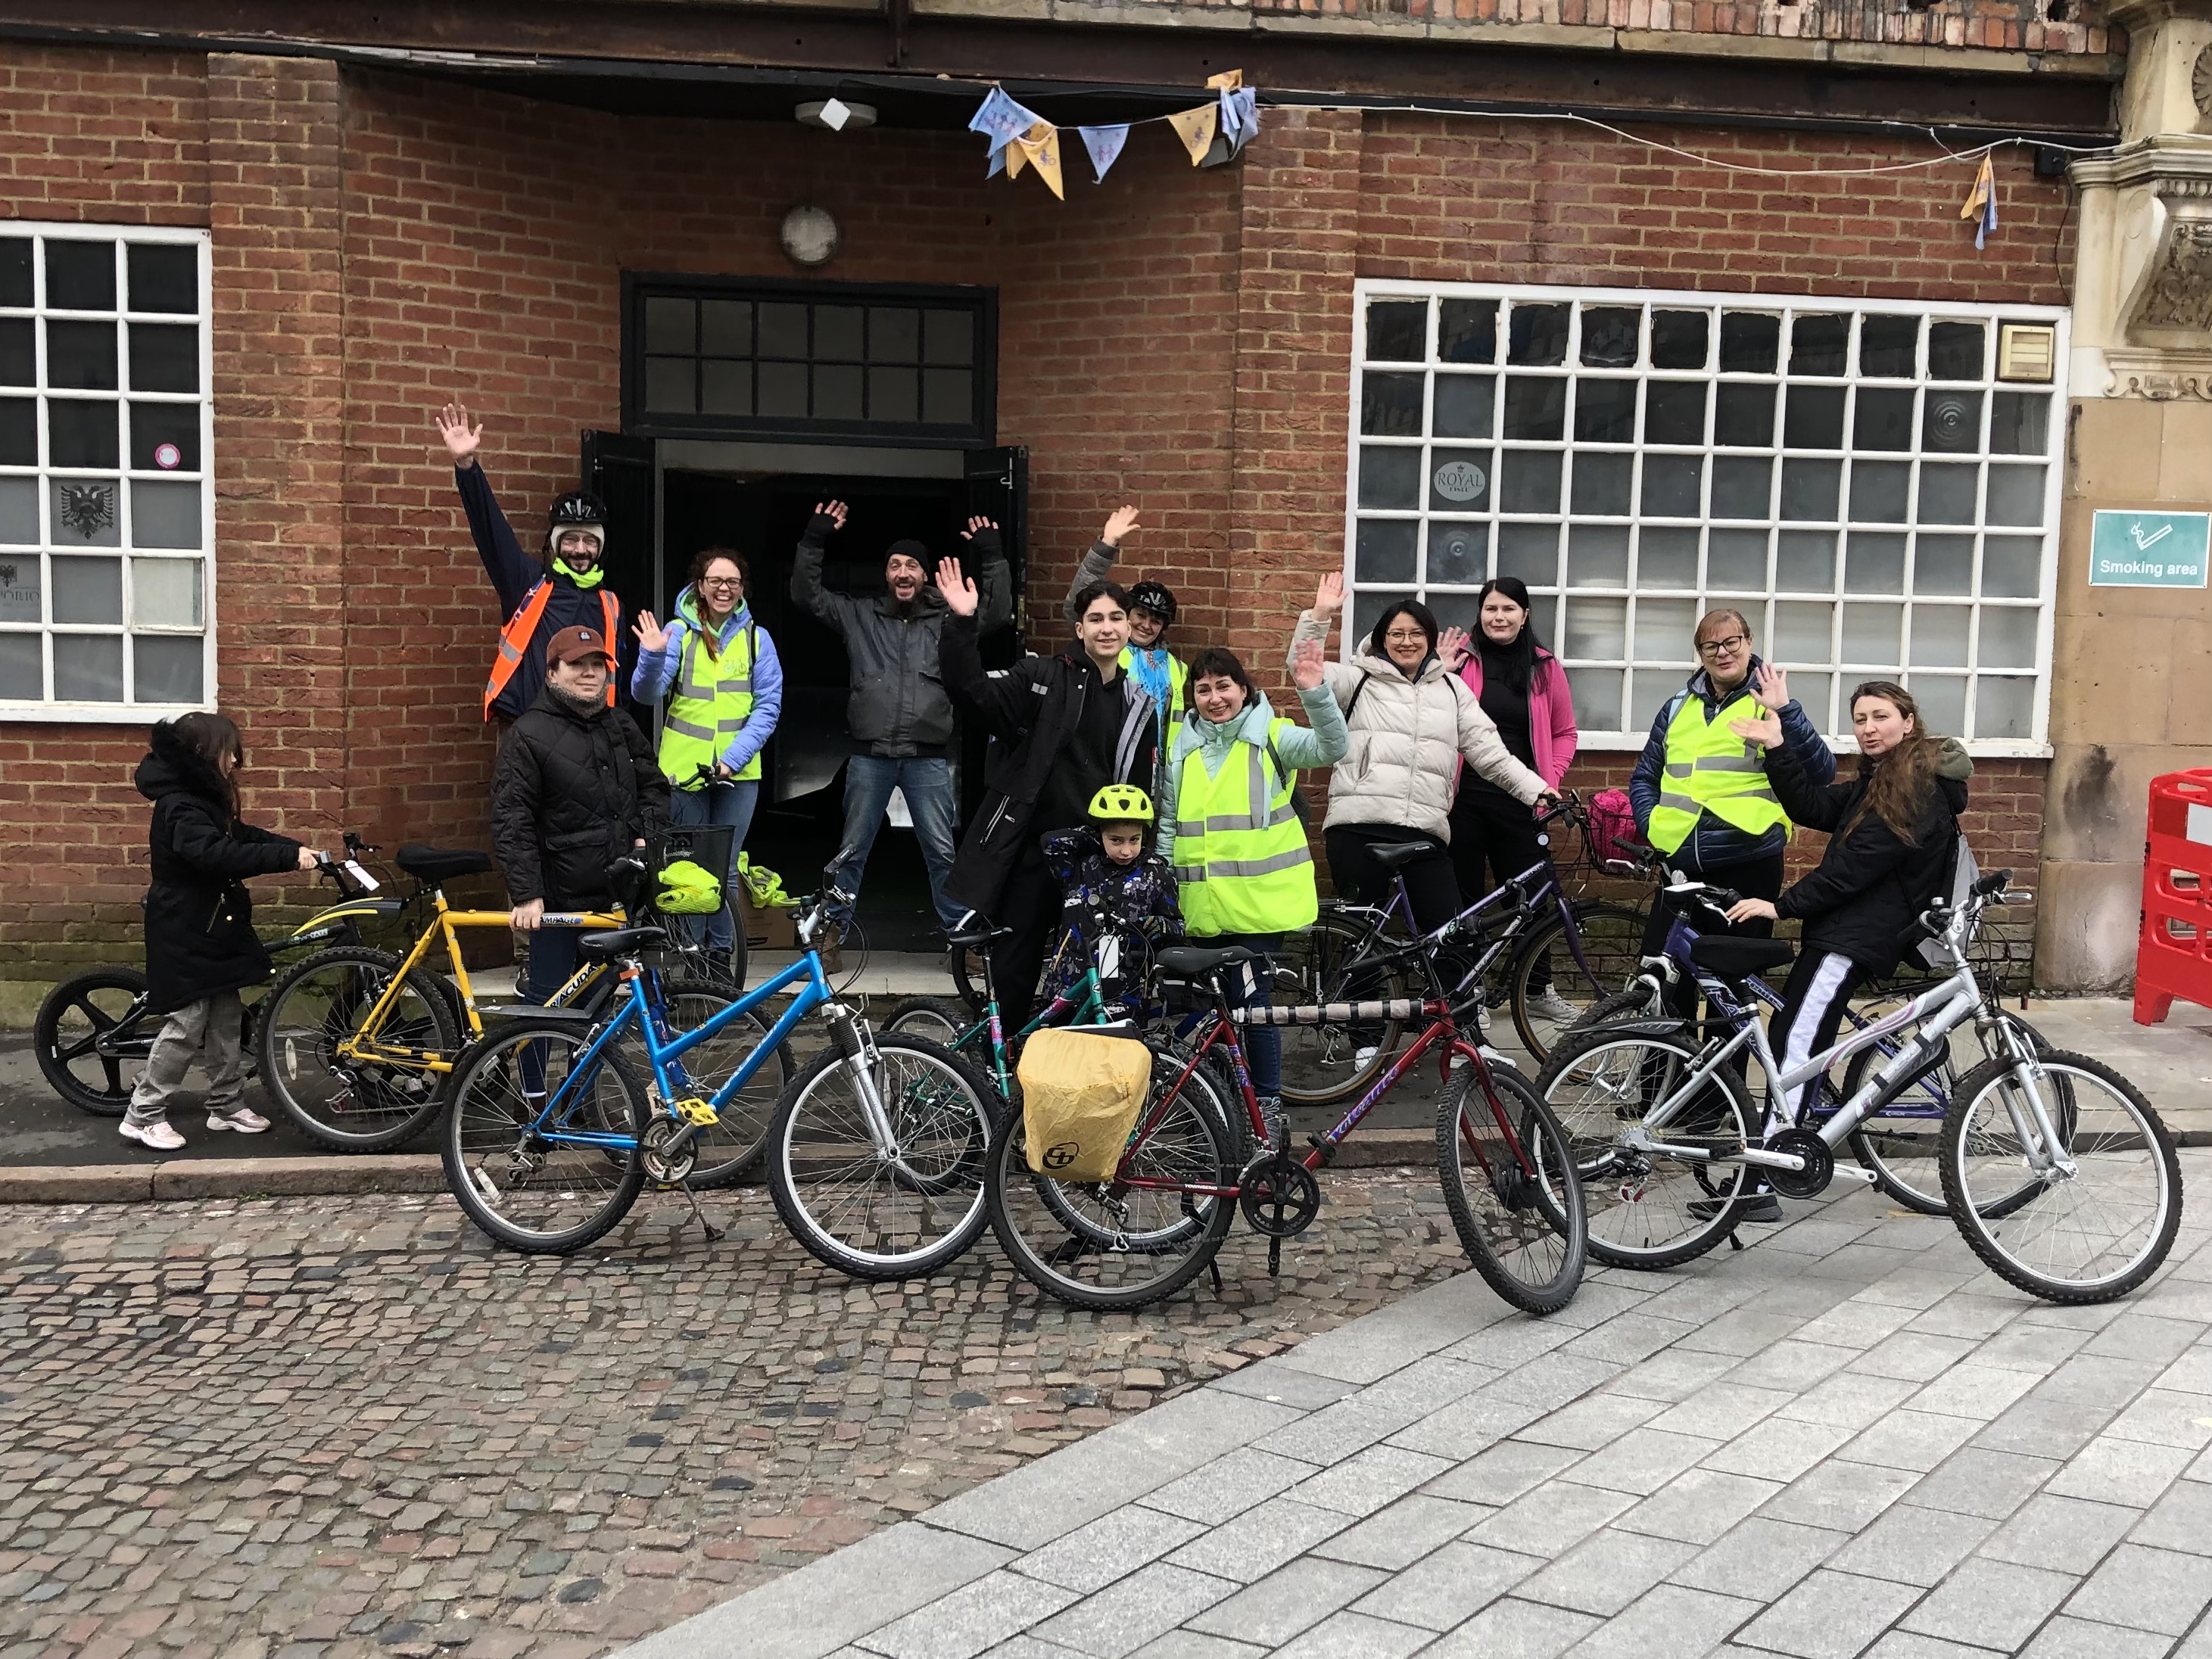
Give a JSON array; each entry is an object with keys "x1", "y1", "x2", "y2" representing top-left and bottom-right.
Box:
[
  {"x1": 629, "y1": 1151, "x2": 2212, "y2": 1659},
  {"x1": 0, "y1": 1173, "x2": 1474, "y2": 1659}
]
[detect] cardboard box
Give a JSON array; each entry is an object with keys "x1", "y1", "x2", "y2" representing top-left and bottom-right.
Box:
[{"x1": 743, "y1": 899, "x2": 799, "y2": 952}]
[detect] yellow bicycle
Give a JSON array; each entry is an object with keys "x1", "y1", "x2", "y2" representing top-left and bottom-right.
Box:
[{"x1": 254, "y1": 845, "x2": 788, "y2": 1175}]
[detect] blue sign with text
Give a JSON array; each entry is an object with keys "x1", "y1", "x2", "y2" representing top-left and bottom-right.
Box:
[{"x1": 2089, "y1": 510, "x2": 2211, "y2": 587}]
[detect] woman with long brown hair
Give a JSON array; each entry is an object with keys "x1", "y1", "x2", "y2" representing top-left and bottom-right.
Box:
[{"x1": 1723, "y1": 673, "x2": 1972, "y2": 1217}]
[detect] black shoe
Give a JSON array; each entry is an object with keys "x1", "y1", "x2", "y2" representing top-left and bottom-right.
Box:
[
  {"x1": 706, "y1": 947, "x2": 734, "y2": 983},
  {"x1": 1690, "y1": 1188, "x2": 1783, "y2": 1224}
]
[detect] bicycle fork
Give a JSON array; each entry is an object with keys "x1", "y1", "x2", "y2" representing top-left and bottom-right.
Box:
[{"x1": 827, "y1": 1006, "x2": 900, "y2": 1159}]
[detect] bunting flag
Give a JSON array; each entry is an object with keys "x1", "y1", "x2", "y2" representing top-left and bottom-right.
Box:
[
  {"x1": 1959, "y1": 153, "x2": 1998, "y2": 250},
  {"x1": 1167, "y1": 102, "x2": 1220, "y2": 167},
  {"x1": 1078, "y1": 124, "x2": 1129, "y2": 183},
  {"x1": 1017, "y1": 120, "x2": 1065, "y2": 200},
  {"x1": 971, "y1": 85, "x2": 1042, "y2": 179},
  {"x1": 1220, "y1": 86, "x2": 1258, "y2": 150}
]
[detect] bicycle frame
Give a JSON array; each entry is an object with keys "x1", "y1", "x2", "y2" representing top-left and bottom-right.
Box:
[
  {"x1": 959, "y1": 968, "x2": 1114, "y2": 1094},
  {"x1": 525, "y1": 951, "x2": 837, "y2": 1152}
]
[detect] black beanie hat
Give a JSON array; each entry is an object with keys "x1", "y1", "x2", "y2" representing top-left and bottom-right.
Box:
[{"x1": 884, "y1": 539, "x2": 931, "y2": 566}]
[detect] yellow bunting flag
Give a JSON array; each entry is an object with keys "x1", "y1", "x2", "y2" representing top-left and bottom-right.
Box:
[
  {"x1": 1205, "y1": 68, "x2": 1245, "y2": 91},
  {"x1": 1017, "y1": 120, "x2": 1064, "y2": 200},
  {"x1": 1004, "y1": 135, "x2": 1028, "y2": 179},
  {"x1": 1167, "y1": 103, "x2": 1220, "y2": 167}
]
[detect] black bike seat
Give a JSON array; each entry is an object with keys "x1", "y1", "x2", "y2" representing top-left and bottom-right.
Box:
[
  {"x1": 946, "y1": 923, "x2": 1014, "y2": 948},
  {"x1": 1366, "y1": 842, "x2": 1435, "y2": 873},
  {"x1": 1689, "y1": 936, "x2": 1795, "y2": 979},
  {"x1": 578, "y1": 926, "x2": 667, "y2": 962},
  {"x1": 1157, "y1": 944, "x2": 1258, "y2": 977},
  {"x1": 397, "y1": 843, "x2": 495, "y2": 882}
]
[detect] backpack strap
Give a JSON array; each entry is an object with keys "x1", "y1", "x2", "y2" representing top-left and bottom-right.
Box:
[{"x1": 1343, "y1": 669, "x2": 1374, "y2": 726}]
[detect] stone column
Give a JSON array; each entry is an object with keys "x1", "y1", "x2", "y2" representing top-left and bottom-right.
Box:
[{"x1": 2039, "y1": 2, "x2": 2212, "y2": 988}]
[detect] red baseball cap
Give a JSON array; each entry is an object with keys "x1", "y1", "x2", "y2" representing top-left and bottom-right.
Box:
[{"x1": 547, "y1": 625, "x2": 615, "y2": 668}]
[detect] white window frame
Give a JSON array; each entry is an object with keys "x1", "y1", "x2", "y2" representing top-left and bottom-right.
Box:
[
  {"x1": 0, "y1": 222, "x2": 215, "y2": 724},
  {"x1": 1344, "y1": 278, "x2": 2069, "y2": 757}
]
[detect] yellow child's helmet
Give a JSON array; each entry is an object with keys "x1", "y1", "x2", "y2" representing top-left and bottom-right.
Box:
[
  {"x1": 656, "y1": 858, "x2": 724, "y2": 916},
  {"x1": 1087, "y1": 783, "x2": 1154, "y2": 824}
]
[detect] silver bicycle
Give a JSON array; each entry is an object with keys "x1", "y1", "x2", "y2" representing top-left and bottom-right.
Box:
[{"x1": 1538, "y1": 870, "x2": 2182, "y2": 1304}]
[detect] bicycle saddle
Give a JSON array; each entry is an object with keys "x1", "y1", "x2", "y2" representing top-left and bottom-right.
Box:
[
  {"x1": 578, "y1": 925, "x2": 668, "y2": 961},
  {"x1": 397, "y1": 844, "x2": 495, "y2": 882},
  {"x1": 1364, "y1": 842, "x2": 1434, "y2": 873},
  {"x1": 1689, "y1": 936, "x2": 1795, "y2": 979},
  {"x1": 946, "y1": 923, "x2": 1014, "y2": 948},
  {"x1": 1156, "y1": 944, "x2": 1257, "y2": 976}
]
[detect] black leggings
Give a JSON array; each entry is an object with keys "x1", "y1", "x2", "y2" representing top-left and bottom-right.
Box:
[
  {"x1": 1765, "y1": 949, "x2": 1869, "y2": 1132},
  {"x1": 1642, "y1": 848, "x2": 1785, "y2": 1019},
  {"x1": 1450, "y1": 786, "x2": 1554, "y2": 988},
  {"x1": 1325, "y1": 826, "x2": 1462, "y2": 934}
]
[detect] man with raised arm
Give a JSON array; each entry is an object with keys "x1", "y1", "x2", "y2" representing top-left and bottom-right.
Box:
[{"x1": 437, "y1": 401, "x2": 625, "y2": 725}]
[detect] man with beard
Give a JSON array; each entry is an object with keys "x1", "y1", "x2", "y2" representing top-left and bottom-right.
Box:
[
  {"x1": 491, "y1": 625, "x2": 669, "y2": 1005},
  {"x1": 791, "y1": 500, "x2": 1011, "y2": 960}
]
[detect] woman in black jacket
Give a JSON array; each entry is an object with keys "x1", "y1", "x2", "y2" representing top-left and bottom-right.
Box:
[
  {"x1": 125, "y1": 713, "x2": 316, "y2": 1150},
  {"x1": 1726, "y1": 674, "x2": 1971, "y2": 1152}
]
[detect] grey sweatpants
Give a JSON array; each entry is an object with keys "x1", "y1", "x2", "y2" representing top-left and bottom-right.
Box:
[{"x1": 126, "y1": 990, "x2": 247, "y2": 1125}]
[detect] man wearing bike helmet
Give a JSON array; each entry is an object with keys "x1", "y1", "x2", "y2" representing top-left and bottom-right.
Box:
[
  {"x1": 1064, "y1": 506, "x2": 1186, "y2": 750},
  {"x1": 437, "y1": 401, "x2": 626, "y2": 725}
]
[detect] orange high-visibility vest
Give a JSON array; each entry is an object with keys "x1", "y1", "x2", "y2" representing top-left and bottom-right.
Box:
[{"x1": 483, "y1": 580, "x2": 620, "y2": 721}]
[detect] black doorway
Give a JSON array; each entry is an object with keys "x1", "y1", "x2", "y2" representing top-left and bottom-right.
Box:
[{"x1": 658, "y1": 464, "x2": 1026, "y2": 952}]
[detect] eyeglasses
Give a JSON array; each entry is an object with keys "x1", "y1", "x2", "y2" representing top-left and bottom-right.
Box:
[
  {"x1": 699, "y1": 577, "x2": 743, "y2": 590},
  {"x1": 1697, "y1": 634, "x2": 1750, "y2": 657},
  {"x1": 1385, "y1": 628, "x2": 1429, "y2": 643}
]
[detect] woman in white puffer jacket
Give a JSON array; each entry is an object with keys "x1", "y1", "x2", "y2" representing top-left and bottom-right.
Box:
[{"x1": 1289, "y1": 573, "x2": 1552, "y2": 932}]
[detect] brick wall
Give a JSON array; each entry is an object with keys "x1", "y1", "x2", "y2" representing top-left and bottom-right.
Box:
[{"x1": 0, "y1": 45, "x2": 2066, "y2": 984}]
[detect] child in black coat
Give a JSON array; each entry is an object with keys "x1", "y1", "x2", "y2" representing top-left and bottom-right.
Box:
[
  {"x1": 123, "y1": 714, "x2": 313, "y2": 1150},
  {"x1": 1038, "y1": 786, "x2": 1182, "y2": 1016}
]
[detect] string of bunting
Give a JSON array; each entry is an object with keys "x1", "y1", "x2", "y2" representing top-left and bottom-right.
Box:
[{"x1": 967, "y1": 70, "x2": 1259, "y2": 199}]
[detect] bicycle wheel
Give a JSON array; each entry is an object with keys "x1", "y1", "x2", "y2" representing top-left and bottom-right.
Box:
[
  {"x1": 1275, "y1": 911, "x2": 1410, "y2": 1107},
  {"x1": 257, "y1": 946, "x2": 458, "y2": 1150},
  {"x1": 950, "y1": 942, "x2": 989, "y2": 1015},
  {"x1": 441, "y1": 1025, "x2": 649, "y2": 1253},
  {"x1": 36, "y1": 968, "x2": 154, "y2": 1116},
  {"x1": 643, "y1": 980, "x2": 790, "y2": 1188},
  {"x1": 1037, "y1": 1048, "x2": 1242, "y2": 1252},
  {"x1": 1537, "y1": 1025, "x2": 1758, "y2": 1269},
  {"x1": 767, "y1": 1033, "x2": 1000, "y2": 1281},
  {"x1": 884, "y1": 997, "x2": 976, "y2": 1050},
  {"x1": 986, "y1": 1057, "x2": 1238, "y2": 1311},
  {"x1": 1437, "y1": 1062, "x2": 1587, "y2": 1314},
  {"x1": 1507, "y1": 901, "x2": 1647, "y2": 1065},
  {"x1": 1843, "y1": 1009, "x2": 2051, "y2": 1215},
  {"x1": 1940, "y1": 1050, "x2": 2182, "y2": 1304}
]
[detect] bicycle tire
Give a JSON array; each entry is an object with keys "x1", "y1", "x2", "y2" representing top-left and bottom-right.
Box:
[
  {"x1": 36, "y1": 967, "x2": 154, "y2": 1117},
  {"x1": 1437, "y1": 1062, "x2": 1587, "y2": 1314},
  {"x1": 884, "y1": 997, "x2": 977, "y2": 1051},
  {"x1": 1843, "y1": 1010, "x2": 2051, "y2": 1216},
  {"x1": 1553, "y1": 987, "x2": 1670, "y2": 1047},
  {"x1": 767, "y1": 1032, "x2": 1001, "y2": 1281},
  {"x1": 644, "y1": 979, "x2": 791, "y2": 1188},
  {"x1": 1036, "y1": 1048, "x2": 1240, "y2": 1253},
  {"x1": 441, "y1": 1024, "x2": 650, "y2": 1254},
  {"x1": 1507, "y1": 900, "x2": 1647, "y2": 1065},
  {"x1": 949, "y1": 942, "x2": 989, "y2": 1016},
  {"x1": 256, "y1": 945, "x2": 460, "y2": 1150},
  {"x1": 1275, "y1": 910, "x2": 1410, "y2": 1108},
  {"x1": 986, "y1": 1057, "x2": 1238, "y2": 1312},
  {"x1": 1537, "y1": 1023, "x2": 1758, "y2": 1270},
  {"x1": 1939, "y1": 1050, "x2": 2183, "y2": 1305}
]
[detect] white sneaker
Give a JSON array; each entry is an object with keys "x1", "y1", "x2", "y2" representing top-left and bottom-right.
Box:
[
  {"x1": 206, "y1": 1107, "x2": 271, "y2": 1134},
  {"x1": 1528, "y1": 988, "x2": 1581, "y2": 1025},
  {"x1": 121, "y1": 1118, "x2": 186, "y2": 1150},
  {"x1": 1478, "y1": 1045, "x2": 1522, "y2": 1072}
]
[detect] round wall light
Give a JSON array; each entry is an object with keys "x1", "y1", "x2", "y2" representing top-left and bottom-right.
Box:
[{"x1": 780, "y1": 204, "x2": 840, "y2": 267}]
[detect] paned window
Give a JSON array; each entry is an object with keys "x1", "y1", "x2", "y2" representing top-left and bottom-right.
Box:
[
  {"x1": 0, "y1": 224, "x2": 211, "y2": 717},
  {"x1": 625, "y1": 278, "x2": 995, "y2": 444},
  {"x1": 1346, "y1": 282, "x2": 2067, "y2": 751}
]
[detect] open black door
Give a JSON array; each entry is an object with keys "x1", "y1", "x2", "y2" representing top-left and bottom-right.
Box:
[
  {"x1": 583, "y1": 430, "x2": 655, "y2": 699},
  {"x1": 964, "y1": 446, "x2": 1028, "y2": 651}
]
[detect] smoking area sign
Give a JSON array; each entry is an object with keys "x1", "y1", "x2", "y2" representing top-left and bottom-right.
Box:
[{"x1": 2089, "y1": 510, "x2": 2211, "y2": 588}]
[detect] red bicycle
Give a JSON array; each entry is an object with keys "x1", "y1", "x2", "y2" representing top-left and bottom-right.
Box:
[{"x1": 983, "y1": 929, "x2": 1588, "y2": 1313}]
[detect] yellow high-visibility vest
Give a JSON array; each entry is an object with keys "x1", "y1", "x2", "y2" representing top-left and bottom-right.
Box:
[
  {"x1": 659, "y1": 613, "x2": 759, "y2": 786},
  {"x1": 1644, "y1": 688, "x2": 1790, "y2": 856},
  {"x1": 1172, "y1": 717, "x2": 1316, "y2": 935}
]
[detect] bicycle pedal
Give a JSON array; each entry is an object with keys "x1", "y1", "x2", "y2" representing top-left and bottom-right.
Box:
[{"x1": 675, "y1": 1097, "x2": 720, "y2": 1128}]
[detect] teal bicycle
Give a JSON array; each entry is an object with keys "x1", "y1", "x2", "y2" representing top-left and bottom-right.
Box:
[{"x1": 441, "y1": 871, "x2": 1002, "y2": 1277}]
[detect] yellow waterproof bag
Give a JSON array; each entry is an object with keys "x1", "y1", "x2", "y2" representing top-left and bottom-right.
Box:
[{"x1": 1016, "y1": 1026, "x2": 1154, "y2": 1183}]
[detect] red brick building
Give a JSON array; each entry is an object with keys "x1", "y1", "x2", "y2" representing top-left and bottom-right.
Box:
[{"x1": 0, "y1": 0, "x2": 2202, "y2": 997}]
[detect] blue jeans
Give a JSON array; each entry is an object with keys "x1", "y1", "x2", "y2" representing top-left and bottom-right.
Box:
[
  {"x1": 1204, "y1": 929, "x2": 1285, "y2": 1101},
  {"x1": 669, "y1": 780, "x2": 759, "y2": 952},
  {"x1": 520, "y1": 926, "x2": 582, "y2": 1008},
  {"x1": 830, "y1": 755, "x2": 962, "y2": 932}
]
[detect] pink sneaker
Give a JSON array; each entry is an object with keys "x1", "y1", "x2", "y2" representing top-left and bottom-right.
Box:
[
  {"x1": 120, "y1": 1118, "x2": 186, "y2": 1151},
  {"x1": 206, "y1": 1107, "x2": 271, "y2": 1134}
]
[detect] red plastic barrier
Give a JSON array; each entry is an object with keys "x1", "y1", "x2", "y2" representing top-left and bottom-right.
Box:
[{"x1": 2136, "y1": 767, "x2": 2212, "y2": 1024}]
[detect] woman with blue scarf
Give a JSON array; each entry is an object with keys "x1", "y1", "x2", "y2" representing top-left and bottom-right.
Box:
[{"x1": 1064, "y1": 506, "x2": 1187, "y2": 764}]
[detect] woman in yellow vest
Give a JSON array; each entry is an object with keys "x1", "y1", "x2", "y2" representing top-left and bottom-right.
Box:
[
  {"x1": 630, "y1": 548, "x2": 784, "y2": 978},
  {"x1": 1155, "y1": 638, "x2": 1347, "y2": 1133},
  {"x1": 1626, "y1": 606, "x2": 1837, "y2": 961}
]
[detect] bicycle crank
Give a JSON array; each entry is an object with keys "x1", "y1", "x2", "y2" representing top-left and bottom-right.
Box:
[
  {"x1": 1763, "y1": 1128, "x2": 1834, "y2": 1200},
  {"x1": 642, "y1": 1119, "x2": 697, "y2": 1187},
  {"x1": 1238, "y1": 1153, "x2": 1321, "y2": 1241}
]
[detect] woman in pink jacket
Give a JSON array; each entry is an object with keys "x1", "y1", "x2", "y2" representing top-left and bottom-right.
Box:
[{"x1": 1445, "y1": 577, "x2": 1580, "y2": 1022}]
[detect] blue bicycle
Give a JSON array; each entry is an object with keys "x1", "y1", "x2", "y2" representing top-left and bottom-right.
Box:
[{"x1": 441, "y1": 876, "x2": 1001, "y2": 1274}]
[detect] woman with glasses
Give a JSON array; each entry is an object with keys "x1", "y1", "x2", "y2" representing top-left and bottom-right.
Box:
[
  {"x1": 1627, "y1": 606, "x2": 1834, "y2": 956},
  {"x1": 631, "y1": 547, "x2": 785, "y2": 979},
  {"x1": 1292, "y1": 574, "x2": 1553, "y2": 936}
]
